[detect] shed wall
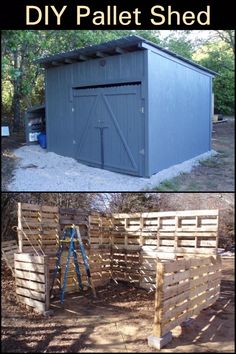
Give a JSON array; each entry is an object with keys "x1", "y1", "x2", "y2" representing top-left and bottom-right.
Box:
[
  {"x1": 45, "y1": 51, "x2": 146, "y2": 160},
  {"x1": 147, "y1": 50, "x2": 212, "y2": 176}
]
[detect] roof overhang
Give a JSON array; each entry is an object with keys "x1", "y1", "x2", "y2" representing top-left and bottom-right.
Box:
[{"x1": 37, "y1": 35, "x2": 217, "y2": 77}]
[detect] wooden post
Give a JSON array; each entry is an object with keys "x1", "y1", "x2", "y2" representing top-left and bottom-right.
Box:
[
  {"x1": 174, "y1": 216, "x2": 179, "y2": 252},
  {"x1": 156, "y1": 217, "x2": 160, "y2": 249},
  {"x1": 44, "y1": 255, "x2": 50, "y2": 312},
  {"x1": 140, "y1": 216, "x2": 144, "y2": 246},
  {"x1": 138, "y1": 249, "x2": 142, "y2": 288},
  {"x1": 153, "y1": 262, "x2": 164, "y2": 337},
  {"x1": 110, "y1": 245, "x2": 113, "y2": 279},
  {"x1": 18, "y1": 203, "x2": 23, "y2": 253},
  {"x1": 39, "y1": 205, "x2": 43, "y2": 250},
  {"x1": 195, "y1": 216, "x2": 199, "y2": 248},
  {"x1": 215, "y1": 210, "x2": 219, "y2": 254},
  {"x1": 148, "y1": 260, "x2": 172, "y2": 349},
  {"x1": 99, "y1": 216, "x2": 103, "y2": 246}
]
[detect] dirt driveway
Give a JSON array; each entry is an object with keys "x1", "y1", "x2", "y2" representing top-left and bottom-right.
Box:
[
  {"x1": 155, "y1": 118, "x2": 235, "y2": 191},
  {"x1": 1, "y1": 258, "x2": 234, "y2": 353}
]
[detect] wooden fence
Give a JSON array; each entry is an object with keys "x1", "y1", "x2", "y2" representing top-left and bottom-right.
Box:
[
  {"x1": 18, "y1": 205, "x2": 219, "y2": 258},
  {"x1": 111, "y1": 210, "x2": 219, "y2": 256},
  {"x1": 15, "y1": 204, "x2": 221, "y2": 320},
  {"x1": 17, "y1": 209, "x2": 218, "y2": 294},
  {"x1": 18, "y1": 203, "x2": 91, "y2": 255},
  {"x1": 59, "y1": 208, "x2": 90, "y2": 247},
  {"x1": 153, "y1": 256, "x2": 222, "y2": 337},
  {"x1": 58, "y1": 248, "x2": 111, "y2": 293},
  {"x1": 18, "y1": 203, "x2": 60, "y2": 254},
  {"x1": 14, "y1": 253, "x2": 50, "y2": 313},
  {"x1": 89, "y1": 210, "x2": 219, "y2": 290}
]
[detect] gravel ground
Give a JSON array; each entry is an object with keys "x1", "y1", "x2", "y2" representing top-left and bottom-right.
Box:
[{"x1": 8, "y1": 145, "x2": 216, "y2": 191}]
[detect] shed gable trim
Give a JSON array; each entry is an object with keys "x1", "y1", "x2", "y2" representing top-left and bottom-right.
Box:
[{"x1": 139, "y1": 42, "x2": 216, "y2": 78}]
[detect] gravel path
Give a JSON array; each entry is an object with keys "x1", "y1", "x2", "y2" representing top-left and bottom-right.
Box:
[{"x1": 8, "y1": 145, "x2": 216, "y2": 191}]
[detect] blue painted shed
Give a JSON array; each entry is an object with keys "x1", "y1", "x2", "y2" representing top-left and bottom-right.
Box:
[{"x1": 38, "y1": 35, "x2": 216, "y2": 177}]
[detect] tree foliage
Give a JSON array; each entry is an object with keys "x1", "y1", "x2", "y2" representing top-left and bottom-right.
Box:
[
  {"x1": 1, "y1": 30, "x2": 234, "y2": 131},
  {"x1": 192, "y1": 30, "x2": 235, "y2": 115},
  {"x1": 107, "y1": 193, "x2": 161, "y2": 213}
]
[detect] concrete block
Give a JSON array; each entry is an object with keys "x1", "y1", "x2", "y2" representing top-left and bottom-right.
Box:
[
  {"x1": 43, "y1": 309, "x2": 54, "y2": 317},
  {"x1": 148, "y1": 332, "x2": 172, "y2": 349}
]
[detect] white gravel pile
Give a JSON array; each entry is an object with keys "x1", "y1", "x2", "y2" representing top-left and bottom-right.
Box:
[{"x1": 8, "y1": 145, "x2": 217, "y2": 191}]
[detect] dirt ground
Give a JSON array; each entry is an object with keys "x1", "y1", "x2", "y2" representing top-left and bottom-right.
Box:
[
  {"x1": 155, "y1": 119, "x2": 235, "y2": 191},
  {"x1": 1, "y1": 118, "x2": 235, "y2": 192},
  {"x1": 1, "y1": 258, "x2": 234, "y2": 353},
  {"x1": 1, "y1": 132, "x2": 26, "y2": 191}
]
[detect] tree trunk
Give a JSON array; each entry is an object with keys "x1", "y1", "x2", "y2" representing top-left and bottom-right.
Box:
[
  {"x1": 12, "y1": 51, "x2": 21, "y2": 132},
  {"x1": 12, "y1": 91, "x2": 21, "y2": 132}
]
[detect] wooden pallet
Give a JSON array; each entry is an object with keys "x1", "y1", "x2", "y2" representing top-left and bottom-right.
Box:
[
  {"x1": 58, "y1": 248, "x2": 111, "y2": 292},
  {"x1": 18, "y1": 203, "x2": 90, "y2": 255},
  {"x1": 111, "y1": 210, "x2": 219, "y2": 256},
  {"x1": 14, "y1": 253, "x2": 50, "y2": 313},
  {"x1": 59, "y1": 207, "x2": 90, "y2": 247},
  {"x1": 18, "y1": 203, "x2": 60, "y2": 255},
  {"x1": 153, "y1": 256, "x2": 222, "y2": 337}
]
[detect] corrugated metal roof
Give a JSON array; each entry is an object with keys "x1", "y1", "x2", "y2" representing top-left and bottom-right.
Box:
[{"x1": 37, "y1": 35, "x2": 217, "y2": 76}]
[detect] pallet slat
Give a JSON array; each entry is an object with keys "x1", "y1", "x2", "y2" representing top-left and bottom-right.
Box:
[
  {"x1": 15, "y1": 269, "x2": 45, "y2": 282},
  {"x1": 17, "y1": 295, "x2": 46, "y2": 312},
  {"x1": 16, "y1": 287, "x2": 45, "y2": 301},
  {"x1": 15, "y1": 278, "x2": 46, "y2": 292}
]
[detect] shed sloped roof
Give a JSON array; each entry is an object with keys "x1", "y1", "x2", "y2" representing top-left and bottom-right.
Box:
[{"x1": 37, "y1": 35, "x2": 216, "y2": 76}]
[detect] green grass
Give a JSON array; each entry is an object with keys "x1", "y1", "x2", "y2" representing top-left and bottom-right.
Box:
[
  {"x1": 154, "y1": 179, "x2": 181, "y2": 191},
  {"x1": 199, "y1": 158, "x2": 220, "y2": 168},
  {"x1": 184, "y1": 181, "x2": 201, "y2": 191}
]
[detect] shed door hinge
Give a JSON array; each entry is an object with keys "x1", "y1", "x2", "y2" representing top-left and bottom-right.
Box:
[
  {"x1": 139, "y1": 149, "x2": 145, "y2": 155},
  {"x1": 140, "y1": 107, "x2": 144, "y2": 113}
]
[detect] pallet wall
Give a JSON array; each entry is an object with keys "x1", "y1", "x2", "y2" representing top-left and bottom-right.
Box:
[
  {"x1": 58, "y1": 248, "x2": 111, "y2": 293},
  {"x1": 89, "y1": 213, "x2": 112, "y2": 249},
  {"x1": 17, "y1": 206, "x2": 220, "y2": 295},
  {"x1": 111, "y1": 210, "x2": 219, "y2": 256},
  {"x1": 153, "y1": 256, "x2": 222, "y2": 337},
  {"x1": 14, "y1": 253, "x2": 50, "y2": 313},
  {"x1": 111, "y1": 249, "x2": 140, "y2": 284},
  {"x1": 18, "y1": 203, "x2": 90, "y2": 255},
  {"x1": 89, "y1": 210, "x2": 219, "y2": 290},
  {"x1": 18, "y1": 203, "x2": 60, "y2": 255},
  {"x1": 59, "y1": 208, "x2": 89, "y2": 247}
]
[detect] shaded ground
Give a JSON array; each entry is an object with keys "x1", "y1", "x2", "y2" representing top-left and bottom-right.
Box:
[
  {"x1": 155, "y1": 118, "x2": 235, "y2": 191},
  {"x1": 1, "y1": 133, "x2": 25, "y2": 191},
  {"x1": 1, "y1": 258, "x2": 234, "y2": 353}
]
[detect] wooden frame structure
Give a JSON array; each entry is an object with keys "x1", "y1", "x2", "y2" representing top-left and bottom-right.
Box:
[
  {"x1": 14, "y1": 253, "x2": 50, "y2": 313},
  {"x1": 13, "y1": 203, "x2": 221, "y2": 348},
  {"x1": 153, "y1": 256, "x2": 221, "y2": 338}
]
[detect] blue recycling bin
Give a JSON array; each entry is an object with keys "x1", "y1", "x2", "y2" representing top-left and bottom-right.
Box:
[{"x1": 38, "y1": 132, "x2": 47, "y2": 149}]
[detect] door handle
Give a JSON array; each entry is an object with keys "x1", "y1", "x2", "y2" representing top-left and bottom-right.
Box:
[{"x1": 94, "y1": 126, "x2": 108, "y2": 169}]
